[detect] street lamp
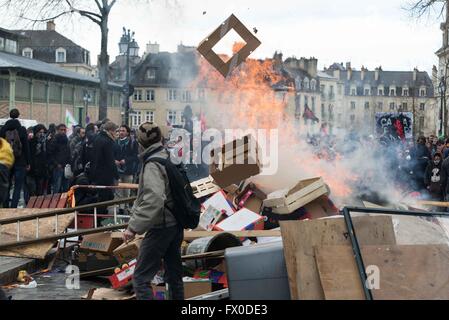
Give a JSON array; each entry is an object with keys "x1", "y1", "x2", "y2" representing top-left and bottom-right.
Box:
[
  {"x1": 439, "y1": 77, "x2": 446, "y2": 137},
  {"x1": 119, "y1": 27, "x2": 139, "y2": 126},
  {"x1": 83, "y1": 90, "x2": 92, "y2": 126}
]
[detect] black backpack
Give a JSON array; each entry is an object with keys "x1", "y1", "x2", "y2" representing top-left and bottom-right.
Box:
[
  {"x1": 144, "y1": 147, "x2": 201, "y2": 229},
  {"x1": 5, "y1": 129, "x2": 22, "y2": 158}
]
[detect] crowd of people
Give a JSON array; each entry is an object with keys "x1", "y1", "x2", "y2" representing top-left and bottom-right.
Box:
[{"x1": 0, "y1": 109, "x2": 140, "y2": 209}]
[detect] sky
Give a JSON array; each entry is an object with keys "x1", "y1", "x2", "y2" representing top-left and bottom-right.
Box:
[{"x1": 1, "y1": 0, "x2": 446, "y2": 74}]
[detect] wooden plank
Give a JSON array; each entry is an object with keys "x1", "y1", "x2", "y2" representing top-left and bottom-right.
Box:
[
  {"x1": 26, "y1": 197, "x2": 37, "y2": 209},
  {"x1": 416, "y1": 200, "x2": 449, "y2": 208},
  {"x1": 184, "y1": 230, "x2": 281, "y2": 241},
  {"x1": 0, "y1": 209, "x2": 75, "y2": 259},
  {"x1": 56, "y1": 193, "x2": 68, "y2": 208},
  {"x1": 279, "y1": 216, "x2": 396, "y2": 300},
  {"x1": 34, "y1": 196, "x2": 45, "y2": 209},
  {"x1": 315, "y1": 244, "x2": 449, "y2": 300},
  {"x1": 49, "y1": 194, "x2": 61, "y2": 209},
  {"x1": 41, "y1": 195, "x2": 53, "y2": 208}
]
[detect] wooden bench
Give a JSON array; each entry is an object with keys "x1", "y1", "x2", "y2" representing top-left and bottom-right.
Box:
[{"x1": 26, "y1": 193, "x2": 68, "y2": 209}]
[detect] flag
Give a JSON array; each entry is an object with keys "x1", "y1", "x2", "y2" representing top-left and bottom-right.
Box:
[
  {"x1": 65, "y1": 109, "x2": 78, "y2": 136},
  {"x1": 303, "y1": 104, "x2": 320, "y2": 123}
]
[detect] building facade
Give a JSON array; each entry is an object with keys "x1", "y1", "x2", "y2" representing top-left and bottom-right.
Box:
[
  {"x1": 13, "y1": 21, "x2": 94, "y2": 77},
  {"x1": 321, "y1": 63, "x2": 436, "y2": 136},
  {"x1": 0, "y1": 28, "x2": 122, "y2": 126}
]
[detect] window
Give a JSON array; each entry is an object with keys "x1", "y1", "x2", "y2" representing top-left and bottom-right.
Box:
[
  {"x1": 131, "y1": 111, "x2": 142, "y2": 128},
  {"x1": 364, "y1": 88, "x2": 370, "y2": 96},
  {"x1": 22, "y1": 48, "x2": 33, "y2": 59},
  {"x1": 402, "y1": 102, "x2": 408, "y2": 111},
  {"x1": 351, "y1": 88, "x2": 356, "y2": 96},
  {"x1": 420, "y1": 88, "x2": 427, "y2": 97},
  {"x1": 390, "y1": 102, "x2": 395, "y2": 110},
  {"x1": 350, "y1": 101, "x2": 356, "y2": 110},
  {"x1": 0, "y1": 37, "x2": 4, "y2": 51},
  {"x1": 146, "y1": 68, "x2": 156, "y2": 80},
  {"x1": 419, "y1": 116, "x2": 425, "y2": 130},
  {"x1": 303, "y1": 78, "x2": 310, "y2": 90},
  {"x1": 145, "y1": 111, "x2": 154, "y2": 123},
  {"x1": 364, "y1": 102, "x2": 370, "y2": 110},
  {"x1": 377, "y1": 102, "x2": 383, "y2": 111},
  {"x1": 198, "y1": 89, "x2": 205, "y2": 101},
  {"x1": 320, "y1": 85, "x2": 325, "y2": 95},
  {"x1": 350, "y1": 114, "x2": 356, "y2": 123},
  {"x1": 420, "y1": 103, "x2": 425, "y2": 111},
  {"x1": 304, "y1": 96, "x2": 309, "y2": 107},
  {"x1": 146, "y1": 90, "x2": 155, "y2": 102},
  {"x1": 167, "y1": 111, "x2": 178, "y2": 125},
  {"x1": 403, "y1": 88, "x2": 409, "y2": 97},
  {"x1": 134, "y1": 89, "x2": 143, "y2": 101},
  {"x1": 338, "y1": 85, "x2": 342, "y2": 95},
  {"x1": 311, "y1": 97, "x2": 316, "y2": 112},
  {"x1": 390, "y1": 88, "x2": 396, "y2": 96},
  {"x1": 182, "y1": 90, "x2": 192, "y2": 102},
  {"x1": 378, "y1": 88, "x2": 384, "y2": 96},
  {"x1": 329, "y1": 85, "x2": 335, "y2": 99},
  {"x1": 310, "y1": 79, "x2": 317, "y2": 91},
  {"x1": 56, "y1": 48, "x2": 66, "y2": 63},
  {"x1": 321, "y1": 104, "x2": 325, "y2": 118},
  {"x1": 168, "y1": 89, "x2": 177, "y2": 101},
  {"x1": 5, "y1": 39, "x2": 17, "y2": 53}
]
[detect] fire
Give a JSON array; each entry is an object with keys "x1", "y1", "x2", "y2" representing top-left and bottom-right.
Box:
[
  {"x1": 191, "y1": 43, "x2": 360, "y2": 204},
  {"x1": 232, "y1": 42, "x2": 246, "y2": 54}
]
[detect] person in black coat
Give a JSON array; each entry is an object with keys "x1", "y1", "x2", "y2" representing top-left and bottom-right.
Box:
[
  {"x1": 90, "y1": 121, "x2": 119, "y2": 204},
  {"x1": 47, "y1": 124, "x2": 71, "y2": 193},
  {"x1": 28, "y1": 124, "x2": 48, "y2": 197},
  {"x1": 0, "y1": 109, "x2": 31, "y2": 208},
  {"x1": 410, "y1": 136, "x2": 431, "y2": 192},
  {"x1": 424, "y1": 152, "x2": 443, "y2": 202},
  {"x1": 114, "y1": 125, "x2": 138, "y2": 198}
]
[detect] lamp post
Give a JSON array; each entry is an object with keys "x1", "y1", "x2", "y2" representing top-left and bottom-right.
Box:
[
  {"x1": 83, "y1": 90, "x2": 92, "y2": 126},
  {"x1": 439, "y1": 77, "x2": 446, "y2": 137},
  {"x1": 119, "y1": 28, "x2": 139, "y2": 126}
]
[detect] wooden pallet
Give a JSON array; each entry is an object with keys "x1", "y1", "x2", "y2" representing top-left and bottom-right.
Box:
[
  {"x1": 27, "y1": 193, "x2": 68, "y2": 209},
  {"x1": 191, "y1": 176, "x2": 221, "y2": 199}
]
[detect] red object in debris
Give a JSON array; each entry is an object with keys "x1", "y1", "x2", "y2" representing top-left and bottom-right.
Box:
[
  {"x1": 238, "y1": 190, "x2": 254, "y2": 209},
  {"x1": 108, "y1": 259, "x2": 137, "y2": 289}
]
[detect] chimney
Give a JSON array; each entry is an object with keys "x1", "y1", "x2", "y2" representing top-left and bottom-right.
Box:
[
  {"x1": 347, "y1": 67, "x2": 352, "y2": 81},
  {"x1": 47, "y1": 20, "x2": 56, "y2": 31},
  {"x1": 375, "y1": 66, "x2": 382, "y2": 81},
  {"x1": 361, "y1": 66, "x2": 366, "y2": 81},
  {"x1": 146, "y1": 42, "x2": 160, "y2": 54},
  {"x1": 333, "y1": 68, "x2": 340, "y2": 80},
  {"x1": 413, "y1": 67, "x2": 418, "y2": 82},
  {"x1": 307, "y1": 57, "x2": 318, "y2": 78},
  {"x1": 346, "y1": 62, "x2": 351, "y2": 70}
]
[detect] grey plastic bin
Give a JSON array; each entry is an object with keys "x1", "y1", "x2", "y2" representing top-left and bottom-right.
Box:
[{"x1": 224, "y1": 240, "x2": 291, "y2": 300}]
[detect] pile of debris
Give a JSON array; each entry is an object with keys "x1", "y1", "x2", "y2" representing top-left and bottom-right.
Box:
[{"x1": 78, "y1": 134, "x2": 341, "y2": 300}]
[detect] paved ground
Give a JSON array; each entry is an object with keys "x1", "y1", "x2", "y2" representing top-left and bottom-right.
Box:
[{"x1": 3, "y1": 262, "x2": 110, "y2": 300}]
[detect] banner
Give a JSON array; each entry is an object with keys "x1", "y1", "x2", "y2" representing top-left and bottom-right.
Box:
[
  {"x1": 375, "y1": 112, "x2": 413, "y2": 143},
  {"x1": 65, "y1": 109, "x2": 78, "y2": 136}
]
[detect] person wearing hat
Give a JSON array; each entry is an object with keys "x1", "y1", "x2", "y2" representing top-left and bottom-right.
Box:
[
  {"x1": 123, "y1": 122, "x2": 184, "y2": 300},
  {"x1": 28, "y1": 124, "x2": 48, "y2": 197}
]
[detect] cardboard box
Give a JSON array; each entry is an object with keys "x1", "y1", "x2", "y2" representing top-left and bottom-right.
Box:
[
  {"x1": 152, "y1": 280, "x2": 212, "y2": 300},
  {"x1": 214, "y1": 208, "x2": 264, "y2": 232},
  {"x1": 199, "y1": 205, "x2": 225, "y2": 231},
  {"x1": 202, "y1": 191, "x2": 236, "y2": 217},
  {"x1": 263, "y1": 177, "x2": 329, "y2": 214},
  {"x1": 80, "y1": 232, "x2": 124, "y2": 254},
  {"x1": 234, "y1": 183, "x2": 266, "y2": 214},
  {"x1": 108, "y1": 259, "x2": 137, "y2": 289},
  {"x1": 72, "y1": 251, "x2": 119, "y2": 272},
  {"x1": 210, "y1": 135, "x2": 261, "y2": 188},
  {"x1": 113, "y1": 237, "x2": 144, "y2": 264}
]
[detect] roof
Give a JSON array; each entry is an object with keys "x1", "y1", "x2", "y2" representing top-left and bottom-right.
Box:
[
  {"x1": 131, "y1": 51, "x2": 199, "y2": 87},
  {"x1": 0, "y1": 51, "x2": 119, "y2": 88},
  {"x1": 12, "y1": 30, "x2": 83, "y2": 49},
  {"x1": 317, "y1": 71, "x2": 337, "y2": 80}
]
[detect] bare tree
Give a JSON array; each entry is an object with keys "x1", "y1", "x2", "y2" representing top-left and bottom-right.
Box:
[
  {"x1": 0, "y1": 0, "x2": 117, "y2": 121},
  {"x1": 405, "y1": 0, "x2": 447, "y2": 19}
]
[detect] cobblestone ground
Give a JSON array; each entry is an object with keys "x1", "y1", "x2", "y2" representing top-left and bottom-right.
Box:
[{"x1": 4, "y1": 262, "x2": 110, "y2": 300}]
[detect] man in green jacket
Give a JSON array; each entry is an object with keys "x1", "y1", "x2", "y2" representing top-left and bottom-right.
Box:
[{"x1": 123, "y1": 122, "x2": 184, "y2": 300}]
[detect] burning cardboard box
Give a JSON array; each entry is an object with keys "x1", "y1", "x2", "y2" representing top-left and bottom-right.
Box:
[
  {"x1": 263, "y1": 177, "x2": 329, "y2": 214},
  {"x1": 197, "y1": 14, "x2": 261, "y2": 78},
  {"x1": 210, "y1": 135, "x2": 261, "y2": 188},
  {"x1": 233, "y1": 182, "x2": 267, "y2": 214}
]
